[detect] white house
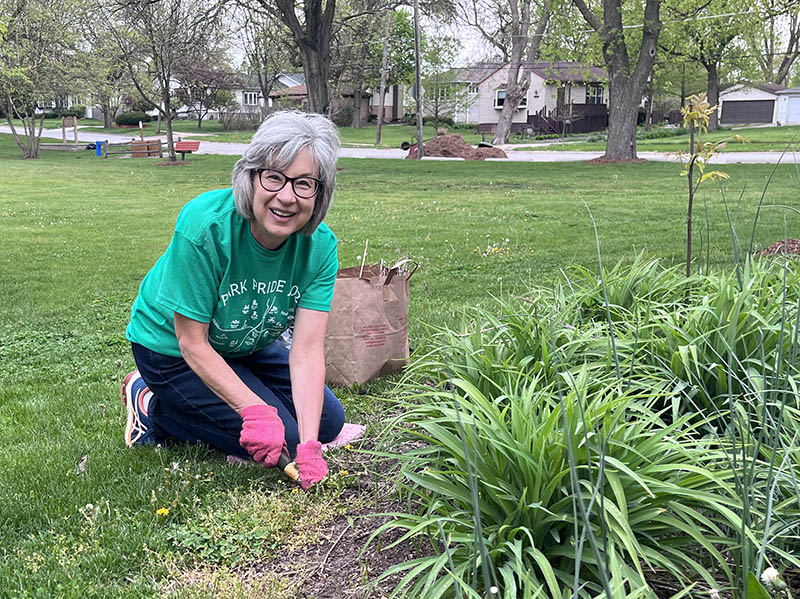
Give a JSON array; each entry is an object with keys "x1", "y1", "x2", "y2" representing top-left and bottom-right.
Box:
[
  {"x1": 718, "y1": 83, "x2": 785, "y2": 125},
  {"x1": 775, "y1": 87, "x2": 800, "y2": 125},
  {"x1": 447, "y1": 61, "x2": 608, "y2": 134}
]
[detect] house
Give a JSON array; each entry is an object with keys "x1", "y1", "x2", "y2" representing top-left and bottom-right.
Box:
[
  {"x1": 269, "y1": 82, "x2": 405, "y2": 122},
  {"x1": 718, "y1": 83, "x2": 785, "y2": 125},
  {"x1": 231, "y1": 73, "x2": 306, "y2": 114},
  {"x1": 445, "y1": 61, "x2": 608, "y2": 135},
  {"x1": 775, "y1": 87, "x2": 800, "y2": 125}
]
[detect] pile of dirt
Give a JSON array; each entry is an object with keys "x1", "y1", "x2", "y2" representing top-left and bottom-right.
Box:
[
  {"x1": 759, "y1": 239, "x2": 800, "y2": 256},
  {"x1": 406, "y1": 134, "x2": 507, "y2": 160}
]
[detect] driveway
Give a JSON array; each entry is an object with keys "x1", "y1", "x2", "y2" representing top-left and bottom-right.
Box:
[{"x1": 1, "y1": 125, "x2": 796, "y2": 164}]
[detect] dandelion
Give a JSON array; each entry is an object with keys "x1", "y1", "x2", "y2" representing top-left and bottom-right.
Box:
[
  {"x1": 709, "y1": 590, "x2": 720, "y2": 599},
  {"x1": 341, "y1": 470, "x2": 349, "y2": 476},
  {"x1": 761, "y1": 566, "x2": 787, "y2": 591},
  {"x1": 345, "y1": 444, "x2": 352, "y2": 451},
  {"x1": 489, "y1": 586, "x2": 499, "y2": 595},
  {"x1": 291, "y1": 487, "x2": 299, "y2": 494},
  {"x1": 156, "y1": 508, "x2": 169, "y2": 516}
]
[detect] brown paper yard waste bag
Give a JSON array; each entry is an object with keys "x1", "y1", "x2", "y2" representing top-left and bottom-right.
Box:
[{"x1": 324, "y1": 260, "x2": 417, "y2": 387}]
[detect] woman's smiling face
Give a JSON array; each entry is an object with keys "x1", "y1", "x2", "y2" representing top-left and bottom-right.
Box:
[{"x1": 249, "y1": 147, "x2": 318, "y2": 250}]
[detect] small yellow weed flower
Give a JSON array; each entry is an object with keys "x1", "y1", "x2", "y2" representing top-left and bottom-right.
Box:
[
  {"x1": 156, "y1": 508, "x2": 169, "y2": 516},
  {"x1": 345, "y1": 444, "x2": 352, "y2": 451}
]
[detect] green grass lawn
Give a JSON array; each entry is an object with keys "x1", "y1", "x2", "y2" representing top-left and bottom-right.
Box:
[
  {"x1": 2, "y1": 131, "x2": 800, "y2": 597},
  {"x1": 76, "y1": 120, "x2": 484, "y2": 148},
  {"x1": 517, "y1": 124, "x2": 800, "y2": 153}
]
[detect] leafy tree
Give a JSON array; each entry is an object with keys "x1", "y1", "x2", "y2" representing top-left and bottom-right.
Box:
[
  {"x1": 750, "y1": 0, "x2": 800, "y2": 85},
  {"x1": 174, "y1": 55, "x2": 240, "y2": 129},
  {"x1": 421, "y1": 34, "x2": 474, "y2": 130},
  {"x1": 459, "y1": 0, "x2": 551, "y2": 144},
  {"x1": 105, "y1": 0, "x2": 227, "y2": 162},
  {"x1": 0, "y1": 0, "x2": 84, "y2": 158},
  {"x1": 572, "y1": 0, "x2": 662, "y2": 160},
  {"x1": 250, "y1": 0, "x2": 337, "y2": 113},
  {"x1": 660, "y1": 0, "x2": 754, "y2": 130},
  {"x1": 237, "y1": 6, "x2": 299, "y2": 117},
  {"x1": 75, "y1": 27, "x2": 133, "y2": 129}
]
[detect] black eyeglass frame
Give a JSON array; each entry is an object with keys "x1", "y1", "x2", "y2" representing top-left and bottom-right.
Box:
[{"x1": 254, "y1": 168, "x2": 322, "y2": 199}]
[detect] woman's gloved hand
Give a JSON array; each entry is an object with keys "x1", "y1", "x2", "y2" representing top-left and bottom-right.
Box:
[
  {"x1": 239, "y1": 404, "x2": 285, "y2": 467},
  {"x1": 295, "y1": 440, "x2": 328, "y2": 490}
]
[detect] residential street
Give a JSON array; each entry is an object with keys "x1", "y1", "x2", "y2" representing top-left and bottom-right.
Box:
[{"x1": 1, "y1": 124, "x2": 797, "y2": 164}]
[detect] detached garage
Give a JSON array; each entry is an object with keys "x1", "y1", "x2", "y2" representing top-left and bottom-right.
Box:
[
  {"x1": 776, "y1": 88, "x2": 800, "y2": 125},
  {"x1": 718, "y1": 83, "x2": 784, "y2": 125}
]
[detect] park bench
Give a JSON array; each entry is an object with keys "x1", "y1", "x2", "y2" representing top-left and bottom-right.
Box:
[{"x1": 175, "y1": 140, "x2": 201, "y2": 160}]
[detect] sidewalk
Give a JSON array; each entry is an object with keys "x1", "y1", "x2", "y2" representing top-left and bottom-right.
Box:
[{"x1": 1, "y1": 125, "x2": 795, "y2": 164}]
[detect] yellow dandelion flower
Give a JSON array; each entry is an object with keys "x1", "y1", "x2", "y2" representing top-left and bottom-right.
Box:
[
  {"x1": 345, "y1": 444, "x2": 352, "y2": 451},
  {"x1": 291, "y1": 487, "x2": 300, "y2": 494},
  {"x1": 156, "y1": 508, "x2": 169, "y2": 516}
]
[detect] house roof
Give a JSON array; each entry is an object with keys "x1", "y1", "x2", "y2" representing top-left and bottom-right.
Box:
[
  {"x1": 461, "y1": 61, "x2": 607, "y2": 87},
  {"x1": 269, "y1": 84, "x2": 307, "y2": 98},
  {"x1": 529, "y1": 62, "x2": 607, "y2": 83},
  {"x1": 721, "y1": 82, "x2": 788, "y2": 96},
  {"x1": 452, "y1": 62, "x2": 505, "y2": 84},
  {"x1": 775, "y1": 86, "x2": 800, "y2": 95}
]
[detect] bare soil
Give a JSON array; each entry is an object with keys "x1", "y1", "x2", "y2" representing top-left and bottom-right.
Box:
[{"x1": 406, "y1": 134, "x2": 508, "y2": 161}]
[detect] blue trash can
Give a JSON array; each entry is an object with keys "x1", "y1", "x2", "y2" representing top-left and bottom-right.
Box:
[{"x1": 96, "y1": 141, "x2": 103, "y2": 157}]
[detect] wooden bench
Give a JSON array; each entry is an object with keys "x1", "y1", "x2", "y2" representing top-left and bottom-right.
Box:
[{"x1": 175, "y1": 140, "x2": 200, "y2": 160}]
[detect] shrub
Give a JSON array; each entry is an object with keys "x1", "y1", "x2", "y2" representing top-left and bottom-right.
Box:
[
  {"x1": 218, "y1": 110, "x2": 261, "y2": 131},
  {"x1": 640, "y1": 126, "x2": 687, "y2": 139},
  {"x1": 115, "y1": 111, "x2": 152, "y2": 126}
]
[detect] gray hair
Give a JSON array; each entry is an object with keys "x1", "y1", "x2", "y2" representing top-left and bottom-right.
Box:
[{"x1": 232, "y1": 110, "x2": 340, "y2": 235}]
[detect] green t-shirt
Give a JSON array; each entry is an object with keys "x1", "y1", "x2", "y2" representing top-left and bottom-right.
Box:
[{"x1": 126, "y1": 188, "x2": 338, "y2": 358}]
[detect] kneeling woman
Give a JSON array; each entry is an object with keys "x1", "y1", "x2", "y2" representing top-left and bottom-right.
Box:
[{"x1": 123, "y1": 111, "x2": 344, "y2": 490}]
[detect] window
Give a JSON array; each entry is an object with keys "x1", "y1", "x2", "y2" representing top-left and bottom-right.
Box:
[
  {"x1": 243, "y1": 91, "x2": 260, "y2": 106},
  {"x1": 586, "y1": 84, "x2": 604, "y2": 104},
  {"x1": 468, "y1": 84, "x2": 479, "y2": 95},
  {"x1": 494, "y1": 89, "x2": 527, "y2": 110}
]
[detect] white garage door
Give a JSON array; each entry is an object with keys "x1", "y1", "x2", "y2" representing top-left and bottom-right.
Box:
[{"x1": 787, "y1": 97, "x2": 800, "y2": 124}]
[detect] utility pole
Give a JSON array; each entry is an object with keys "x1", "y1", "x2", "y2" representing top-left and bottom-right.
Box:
[
  {"x1": 376, "y1": 7, "x2": 392, "y2": 145},
  {"x1": 413, "y1": 0, "x2": 424, "y2": 159}
]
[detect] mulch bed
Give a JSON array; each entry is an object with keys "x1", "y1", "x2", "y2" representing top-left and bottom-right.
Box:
[
  {"x1": 759, "y1": 239, "x2": 800, "y2": 256},
  {"x1": 406, "y1": 134, "x2": 508, "y2": 161}
]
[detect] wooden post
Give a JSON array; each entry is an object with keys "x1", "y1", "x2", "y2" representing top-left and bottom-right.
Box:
[
  {"x1": 73, "y1": 120, "x2": 78, "y2": 143},
  {"x1": 375, "y1": 7, "x2": 392, "y2": 146},
  {"x1": 138, "y1": 121, "x2": 144, "y2": 140},
  {"x1": 62, "y1": 118, "x2": 66, "y2": 144},
  {"x1": 412, "y1": 0, "x2": 423, "y2": 160}
]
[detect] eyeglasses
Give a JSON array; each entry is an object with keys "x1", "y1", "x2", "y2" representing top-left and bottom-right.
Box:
[{"x1": 254, "y1": 168, "x2": 321, "y2": 199}]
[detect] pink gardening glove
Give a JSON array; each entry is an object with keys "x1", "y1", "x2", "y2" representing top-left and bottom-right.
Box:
[
  {"x1": 295, "y1": 440, "x2": 328, "y2": 490},
  {"x1": 239, "y1": 404, "x2": 285, "y2": 467}
]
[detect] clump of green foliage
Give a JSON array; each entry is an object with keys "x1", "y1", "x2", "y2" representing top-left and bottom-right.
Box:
[{"x1": 376, "y1": 257, "x2": 800, "y2": 599}]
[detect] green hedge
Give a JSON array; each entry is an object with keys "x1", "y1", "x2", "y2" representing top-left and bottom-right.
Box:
[{"x1": 115, "y1": 111, "x2": 153, "y2": 126}]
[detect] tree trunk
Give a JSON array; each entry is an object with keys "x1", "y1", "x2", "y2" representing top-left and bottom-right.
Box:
[
  {"x1": 163, "y1": 89, "x2": 177, "y2": 162},
  {"x1": 573, "y1": 0, "x2": 661, "y2": 161},
  {"x1": 705, "y1": 62, "x2": 719, "y2": 131},
  {"x1": 351, "y1": 71, "x2": 363, "y2": 128},
  {"x1": 492, "y1": 0, "x2": 550, "y2": 145},
  {"x1": 605, "y1": 83, "x2": 640, "y2": 160},
  {"x1": 273, "y1": 0, "x2": 335, "y2": 114},
  {"x1": 375, "y1": 7, "x2": 391, "y2": 145},
  {"x1": 302, "y1": 47, "x2": 330, "y2": 114}
]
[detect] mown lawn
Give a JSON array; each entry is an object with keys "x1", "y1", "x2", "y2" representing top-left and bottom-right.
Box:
[
  {"x1": 516, "y1": 124, "x2": 800, "y2": 153},
  {"x1": 2, "y1": 132, "x2": 800, "y2": 597}
]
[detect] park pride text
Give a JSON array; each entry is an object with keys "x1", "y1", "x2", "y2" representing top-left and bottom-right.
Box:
[{"x1": 220, "y1": 278, "x2": 300, "y2": 306}]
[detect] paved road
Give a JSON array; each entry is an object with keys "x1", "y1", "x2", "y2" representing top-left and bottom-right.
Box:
[{"x1": 2, "y1": 124, "x2": 796, "y2": 164}]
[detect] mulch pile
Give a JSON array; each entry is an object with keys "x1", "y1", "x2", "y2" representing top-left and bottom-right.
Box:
[
  {"x1": 759, "y1": 239, "x2": 800, "y2": 256},
  {"x1": 406, "y1": 134, "x2": 508, "y2": 160}
]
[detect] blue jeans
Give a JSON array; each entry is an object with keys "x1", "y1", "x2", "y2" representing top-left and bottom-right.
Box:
[{"x1": 131, "y1": 341, "x2": 345, "y2": 459}]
